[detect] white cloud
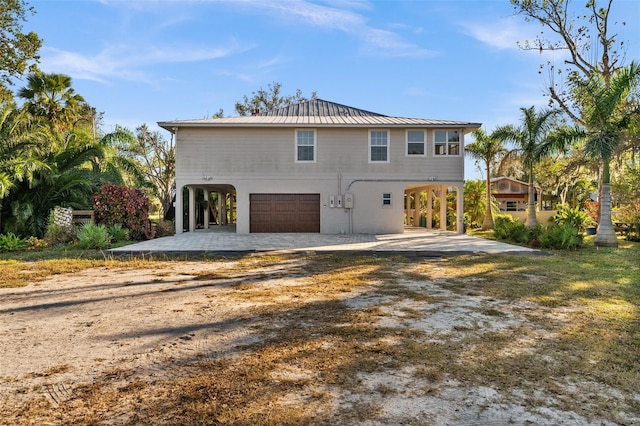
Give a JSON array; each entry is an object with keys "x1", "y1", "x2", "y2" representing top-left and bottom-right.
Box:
[
  {"x1": 460, "y1": 16, "x2": 538, "y2": 50},
  {"x1": 40, "y1": 40, "x2": 253, "y2": 84},
  {"x1": 234, "y1": 0, "x2": 433, "y2": 57}
]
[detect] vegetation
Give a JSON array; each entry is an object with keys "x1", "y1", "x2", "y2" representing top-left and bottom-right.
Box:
[
  {"x1": 92, "y1": 183, "x2": 154, "y2": 240},
  {"x1": 1, "y1": 247, "x2": 638, "y2": 423},
  {"x1": 465, "y1": 128, "x2": 504, "y2": 229},
  {"x1": 234, "y1": 81, "x2": 317, "y2": 116},
  {"x1": 0, "y1": 0, "x2": 42, "y2": 101}
]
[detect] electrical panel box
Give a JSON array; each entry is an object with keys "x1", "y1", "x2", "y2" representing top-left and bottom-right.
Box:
[
  {"x1": 329, "y1": 195, "x2": 335, "y2": 208},
  {"x1": 344, "y1": 193, "x2": 354, "y2": 208},
  {"x1": 337, "y1": 195, "x2": 343, "y2": 208}
]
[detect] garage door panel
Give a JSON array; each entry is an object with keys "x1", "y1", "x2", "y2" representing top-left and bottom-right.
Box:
[{"x1": 250, "y1": 193, "x2": 320, "y2": 233}]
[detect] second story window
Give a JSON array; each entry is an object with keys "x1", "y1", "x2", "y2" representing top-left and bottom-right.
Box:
[
  {"x1": 369, "y1": 130, "x2": 389, "y2": 162},
  {"x1": 296, "y1": 129, "x2": 316, "y2": 162},
  {"x1": 434, "y1": 130, "x2": 460, "y2": 156},
  {"x1": 406, "y1": 130, "x2": 425, "y2": 156}
]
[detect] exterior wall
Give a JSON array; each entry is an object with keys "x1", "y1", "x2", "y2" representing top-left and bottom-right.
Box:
[
  {"x1": 175, "y1": 126, "x2": 466, "y2": 234},
  {"x1": 505, "y1": 210, "x2": 556, "y2": 224}
]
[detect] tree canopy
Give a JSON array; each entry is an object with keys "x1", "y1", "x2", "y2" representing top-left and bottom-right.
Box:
[{"x1": 0, "y1": 0, "x2": 42, "y2": 101}]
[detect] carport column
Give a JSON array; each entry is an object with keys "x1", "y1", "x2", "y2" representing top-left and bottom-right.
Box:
[
  {"x1": 203, "y1": 189, "x2": 210, "y2": 230},
  {"x1": 188, "y1": 186, "x2": 196, "y2": 232},
  {"x1": 456, "y1": 183, "x2": 464, "y2": 234},
  {"x1": 426, "y1": 189, "x2": 433, "y2": 230},
  {"x1": 412, "y1": 191, "x2": 420, "y2": 227},
  {"x1": 404, "y1": 192, "x2": 410, "y2": 225},
  {"x1": 218, "y1": 192, "x2": 225, "y2": 226},
  {"x1": 229, "y1": 194, "x2": 235, "y2": 224},
  {"x1": 440, "y1": 185, "x2": 447, "y2": 231},
  {"x1": 175, "y1": 185, "x2": 183, "y2": 234}
]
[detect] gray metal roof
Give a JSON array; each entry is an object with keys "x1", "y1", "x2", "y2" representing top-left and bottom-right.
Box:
[{"x1": 158, "y1": 99, "x2": 481, "y2": 131}]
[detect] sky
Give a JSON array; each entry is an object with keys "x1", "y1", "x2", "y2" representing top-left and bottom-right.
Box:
[{"x1": 21, "y1": 0, "x2": 640, "y2": 179}]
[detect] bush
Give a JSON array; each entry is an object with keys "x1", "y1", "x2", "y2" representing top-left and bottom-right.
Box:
[
  {"x1": 44, "y1": 223, "x2": 77, "y2": 246},
  {"x1": 553, "y1": 205, "x2": 589, "y2": 231},
  {"x1": 26, "y1": 236, "x2": 47, "y2": 250},
  {"x1": 0, "y1": 233, "x2": 27, "y2": 252},
  {"x1": 77, "y1": 223, "x2": 110, "y2": 249},
  {"x1": 538, "y1": 224, "x2": 583, "y2": 250},
  {"x1": 154, "y1": 219, "x2": 175, "y2": 237},
  {"x1": 106, "y1": 224, "x2": 129, "y2": 243},
  {"x1": 93, "y1": 184, "x2": 155, "y2": 241},
  {"x1": 493, "y1": 214, "x2": 583, "y2": 249}
]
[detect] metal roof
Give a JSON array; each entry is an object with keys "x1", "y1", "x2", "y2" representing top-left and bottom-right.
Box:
[{"x1": 158, "y1": 98, "x2": 481, "y2": 132}]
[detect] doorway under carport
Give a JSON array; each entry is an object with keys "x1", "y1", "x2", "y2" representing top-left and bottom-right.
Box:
[{"x1": 404, "y1": 183, "x2": 464, "y2": 233}]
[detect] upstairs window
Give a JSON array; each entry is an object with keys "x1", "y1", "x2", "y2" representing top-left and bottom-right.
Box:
[
  {"x1": 406, "y1": 130, "x2": 425, "y2": 156},
  {"x1": 296, "y1": 129, "x2": 316, "y2": 162},
  {"x1": 369, "y1": 130, "x2": 389, "y2": 162},
  {"x1": 434, "y1": 130, "x2": 460, "y2": 156},
  {"x1": 382, "y1": 193, "x2": 392, "y2": 207}
]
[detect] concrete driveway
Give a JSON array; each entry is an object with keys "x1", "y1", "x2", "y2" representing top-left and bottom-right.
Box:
[{"x1": 109, "y1": 227, "x2": 539, "y2": 256}]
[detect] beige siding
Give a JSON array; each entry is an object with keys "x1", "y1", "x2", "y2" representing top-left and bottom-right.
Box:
[{"x1": 176, "y1": 127, "x2": 464, "y2": 184}]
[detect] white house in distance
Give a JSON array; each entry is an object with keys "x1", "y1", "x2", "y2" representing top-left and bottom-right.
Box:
[{"x1": 158, "y1": 99, "x2": 481, "y2": 235}]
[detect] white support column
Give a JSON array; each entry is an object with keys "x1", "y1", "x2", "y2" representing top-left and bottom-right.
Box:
[
  {"x1": 426, "y1": 188, "x2": 433, "y2": 230},
  {"x1": 203, "y1": 189, "x2": 210, "y2": 230},
  {"x1": 218, "y1": 192, "x2": 225, "y2": 226},
  {"x1": 440, "y1": 185, "x2": 447, "y2": 231},
  {"x1": 188, "y1": 186, "x2": 196, "y2": 233},
  {"x1": 456, "y1": 183, "x2": 464, "y2": 234},
  {"x1": 405, "y1": 192, "x2": 410, "y2": 225},
  {"x1": 229, "y1": 194, "x2": 235, "y2": 224},
  {"x1": 412, "y1": 191, "x2": 420, "y2": 227},
  {"x1": 175, "y1": 185, "x2": 183, "y2": 234}
]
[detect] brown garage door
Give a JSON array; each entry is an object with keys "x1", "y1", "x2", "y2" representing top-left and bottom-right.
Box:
[{"x1": 250, "y1": 193, "x2": 320, "y2": 233}]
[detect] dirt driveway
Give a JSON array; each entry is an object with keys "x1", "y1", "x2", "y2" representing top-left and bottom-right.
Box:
[{"x1": 1, "y1": 254, "x2": 637, "y2": 425}]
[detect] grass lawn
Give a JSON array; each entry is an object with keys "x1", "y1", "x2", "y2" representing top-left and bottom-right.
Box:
[{"x1": 0, "y1": 238, "x2": 638, "y2": 424}]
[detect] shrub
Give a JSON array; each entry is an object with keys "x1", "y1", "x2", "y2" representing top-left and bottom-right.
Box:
[
  {"x1": 154, "y1": 219, "x2": 175, "y2": 237},
  {"x1": 44, "y1": 223, "x2": 77, "y2": 245},
  {"x1": 493, "y1": 214, "x2": 529, "y2": 243},
  {"x1": 0, "y1": 233, "x2": 27, "y2": 252},
  {"x1": 538, "y1": 224, "x2": 583, "y2": 250},
  {"x1": 77, "y1": 223, "x2": 110, "y2": 249},
  {"x1": 106, "y1": 224, "x2": 129, "y2": 243},
  {"x1": 92, "y1": 184, "x2": 155, "y2": 241},
  {"x1": 26, "y1": 236, "x2": 48, "y2": 250},
  {"x1": 553, "y1": 205, "x2": 589, "y2": 231}
]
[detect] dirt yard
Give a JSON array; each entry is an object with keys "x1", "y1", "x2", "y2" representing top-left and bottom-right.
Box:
[{"x1": 1, "y1": 254, "x2": 638, "y2": 425}]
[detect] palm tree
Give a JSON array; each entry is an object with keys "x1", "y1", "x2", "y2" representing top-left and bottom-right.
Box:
[
  {"x1": 571, "y1": 62, "x2": 640, "y2": 247},
  {"x1": 18, "y1": 71, "x2": 87, "y2": 130},
  {"x1": 465, "y1": 128, "x2": 504, "y2": 229},
  {"x1": 494, "y1": 106, "x2": 564, "y2": 228}
]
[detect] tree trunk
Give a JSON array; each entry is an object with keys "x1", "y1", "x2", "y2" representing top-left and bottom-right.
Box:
[
  {"x1": 525, "y1": 168, "x2": 538, "y2": 228},
  {"x1": 481, "y1": 164, "x2": 494, "y2": 230},
  {"x1": 594, "y1": 182, "x2": 618, "y2": 247}
]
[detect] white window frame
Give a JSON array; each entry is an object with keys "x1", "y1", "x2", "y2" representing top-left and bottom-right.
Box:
[
  {"x1": 406, "y1": 130, "x2": 426, "y2": 156},
  {"x1": 369, "y1": 129, "x2": 390, "y2": 163},
  {"x1": 382, "y1": 193, "x2": 392, "y2": 207},
  {"x1": 433, "y1": 130, "x2": 461, "y2": 156},
  {"x1": 295, "y1": 129, "x2": 316, "y2": 163}
]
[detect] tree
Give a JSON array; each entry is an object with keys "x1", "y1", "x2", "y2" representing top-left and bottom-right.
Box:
[
  {"x1": 465, "y1": 128, "x2": 505, "y2": 229},
  {"x1": 131, "y1": 124, "x2": 175, "y2": 220},
  {"x1": 0, "y1": 0, "x2": 42, "y2": 101},
  {"x1": 234, "y1": 82, "x2": 317, "y2": 116},
  {"x1": 18, "y1": 71, "x2": 88, "y2": 130},
  {"x1": 572, "y1": 62, "x2": 640, "y2": 246},
  {"x1": 511, "y1": 0, "x2": 624, "y2": 124},
  {"x1": 494, "y1": 106, "x2": 564, "y2": 228}
]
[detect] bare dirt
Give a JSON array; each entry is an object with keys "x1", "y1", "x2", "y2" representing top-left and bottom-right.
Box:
[{"x1": 0, "y1": 256, "x2": 637, "y2": 425}]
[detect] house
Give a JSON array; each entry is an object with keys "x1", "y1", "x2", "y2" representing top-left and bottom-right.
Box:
[
  {"x1": 491, "y1": 176, "x2": 543, "y2": 212},
  {"x1": 158, "y1": 99, "x2": 481, "y2": 235}
]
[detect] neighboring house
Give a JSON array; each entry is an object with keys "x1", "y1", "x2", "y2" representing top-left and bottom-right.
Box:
[
  {"x1": 159, "y1": 99, "x2": 480, "y2": 235},
  {"x1": 490, "y1": 176, "x2": 543, "y2": 212}
]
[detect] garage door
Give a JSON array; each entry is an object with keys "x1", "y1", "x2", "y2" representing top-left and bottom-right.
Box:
[{"x1": 250, "y1": 193, "x2": 320, "y2": 233}]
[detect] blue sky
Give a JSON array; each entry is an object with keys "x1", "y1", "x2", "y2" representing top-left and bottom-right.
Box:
[{"x1": 23, "y1": 0, "x2": 640, "y2": 179}]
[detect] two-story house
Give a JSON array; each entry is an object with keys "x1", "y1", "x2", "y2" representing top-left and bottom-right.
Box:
[{"x1": 158, "y1": 99, "x2": 480, "y2": 235}]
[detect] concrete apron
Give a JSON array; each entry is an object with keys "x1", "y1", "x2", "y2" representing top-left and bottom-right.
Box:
[{"x1": 108, "y1": 228, "x2": 541, "y2": 257}]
